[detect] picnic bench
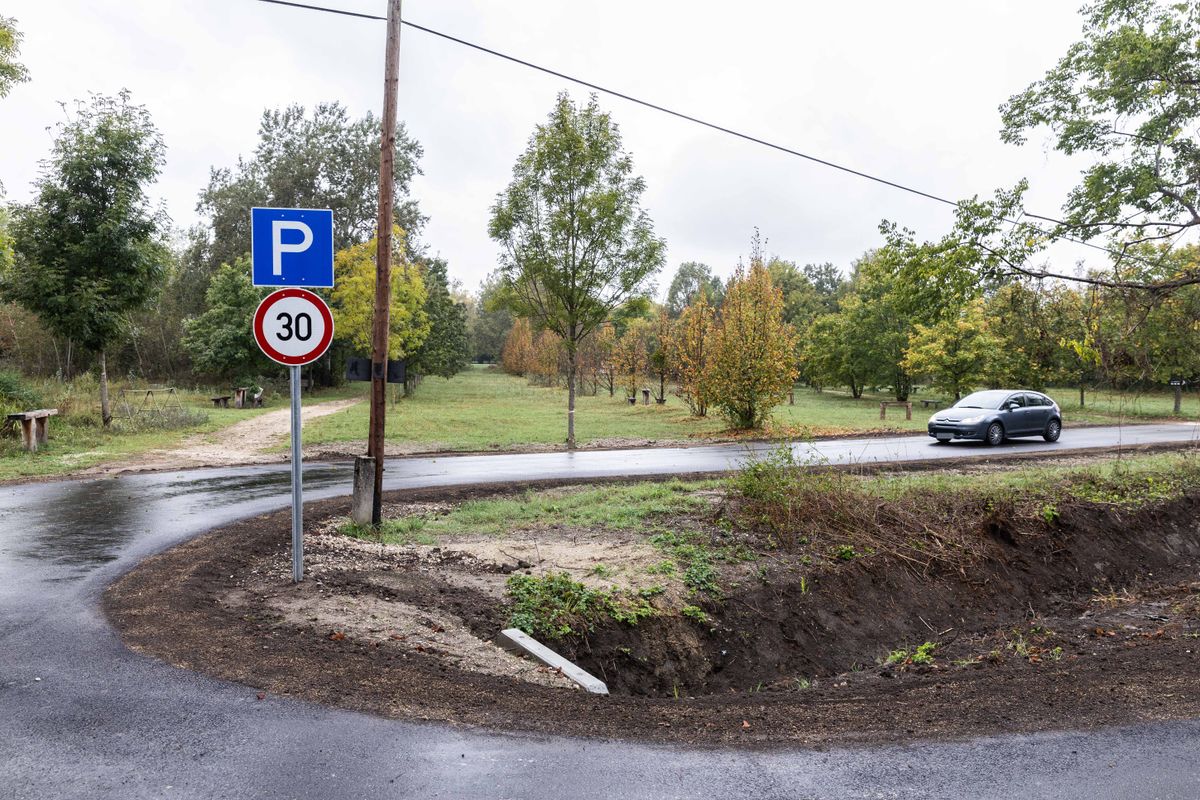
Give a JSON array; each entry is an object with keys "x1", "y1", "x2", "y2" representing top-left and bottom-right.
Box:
[
  {"x1": 879, "y1": 401, "x2": 913, "y2": 421},
  {"x1": 233, "y1": 387, "x2": 264, "y2": 408},
  {"x1": 210, "y1": 395, "x2": 232, "y2": 408},
  {"x1": 919, "y1": 399, "x2": 948, "y2": 409},
  {"x1": 5, "y1": 408, "x2": 59, "y2": 452}
]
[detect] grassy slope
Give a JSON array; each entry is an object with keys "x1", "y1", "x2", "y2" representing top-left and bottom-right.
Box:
[
  {"x1": 303, "y1": 365, "x2": 1199, "y2": 453},
  {"x1": 350, "y1": 451, "x2": 1200, "y2": 546}
]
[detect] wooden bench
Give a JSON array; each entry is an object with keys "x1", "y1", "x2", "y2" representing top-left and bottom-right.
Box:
[
  {"x1": 210, "y1": 395, "x2": 232, "y2": 408},
  {"x1": 919, "y1": 399, "x2": 947, "y2": 409},
  {"x1": 5, "y1": 408, "x2": 59, "y2": 452},
  {"x1": 879, "y1": 401, "x2": 913, "y2": 421}
]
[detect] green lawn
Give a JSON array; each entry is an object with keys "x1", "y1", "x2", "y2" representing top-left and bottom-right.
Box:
[
  {"x1": 301, "y1": 366, "x2": 941, "y2": 452},
  {"x1": 303, "y1": 366, "x2": 1199, "y2": 454}
]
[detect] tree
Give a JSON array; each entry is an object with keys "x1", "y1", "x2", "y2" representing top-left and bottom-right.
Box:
[
  {"x1": 197, "y1": 102, "x2": 425, "y2": 288},
  {"x1": 766, "y1": 256, "x2": 824, "y2": 330},
  {"x1": 182, "y1": 259, "x2": 270, "y2": 380},
  {"x1": 0, "y1": 16, "x2": 30, "y2": 99},
  {"x1": 803, "y1": 261, "x2": 846, "y2": 307},
  {"x1": 709, "y1": 256, "x2": 799, "y2": 429},
  {"x1": 671, "y1": 287, "x2": 716, "y2": 415},
  {"x1": 612, "y1": 318, "x2": 649, "y2": 400},
  {"x1": 409, "y1": 256, "x2": 470, "y2": 385},
  {"x1": 991, "y1": 0, "x2": 1200, "y2": 291},
  {"x1": 330, "y1": 227, "x2": 429, "y2": 359},
  {"x1": 803, "y1": 300, "x2": 873, "y2": 398},
  {"x1": 594, "y1": 323, "x2": 618, "y2": 397},
  {"x1": 646, "y1": 307, "x2": 672, "y2": 402},
  {"x1": 665, "y1": 261, "x2": 723, "y2": 317},
  {"x1": 489, "y1": 92, "x2": 665, "y2": 447},
  {"x1": 501, "y1": 317, "x2": 535, "y2": 376},
  {"x1": 902, "y1": 300, "x2": 997, "y2": 400},
  {"x1": 4, "y1": 92, "x2": 167, "y2": 426},
  {"x1": 470, "y1": 276, "x2": 514, "y2": 363}
]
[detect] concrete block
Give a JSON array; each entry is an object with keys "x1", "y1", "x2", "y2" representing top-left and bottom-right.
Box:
[
  {"x1": 351, "y1": 455, "x2": 376, "y2": 526},
  {"x1": 496, "y1": 628, "x2": 608, "y2": 695}
]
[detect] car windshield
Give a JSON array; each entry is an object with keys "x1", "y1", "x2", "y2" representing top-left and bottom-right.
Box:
[{"x1": 953, "y1": 390, "x2": 1011, "y2": 410}]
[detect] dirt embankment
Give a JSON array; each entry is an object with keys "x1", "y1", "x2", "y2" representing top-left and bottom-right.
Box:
[{"x1": 105, "y1": 472, "x2": 1200, "y2": 747}]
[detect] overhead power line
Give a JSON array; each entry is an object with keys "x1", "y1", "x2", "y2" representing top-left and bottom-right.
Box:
[{"x1": 252, "y1": 0, "x2": 1148, "y2": 268}]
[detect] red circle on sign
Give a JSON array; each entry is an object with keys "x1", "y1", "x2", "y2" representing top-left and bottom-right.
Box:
[{"x1": 253, "y1": 288, "x2": 335, "y2": 366}]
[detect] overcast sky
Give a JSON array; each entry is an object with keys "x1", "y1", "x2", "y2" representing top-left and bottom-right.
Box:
[{"x1": 3, "y1": 0, "x2": 1106, "y2": 295}]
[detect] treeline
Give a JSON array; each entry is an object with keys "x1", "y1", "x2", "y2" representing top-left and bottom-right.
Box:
[
  {"x1": 496, "y1": 233, "x2": 1200, "y2": 428},
  {"x1": 0, "y1": 95, "x2": 470, "y2": 408}
]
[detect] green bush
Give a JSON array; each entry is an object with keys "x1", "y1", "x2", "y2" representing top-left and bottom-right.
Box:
[
  {"x1": 0, "y1": 370, "x2": 42, "y2": 415},
  {"x1": 506, "y1": 571, "x2": 655, "y2": 639}
]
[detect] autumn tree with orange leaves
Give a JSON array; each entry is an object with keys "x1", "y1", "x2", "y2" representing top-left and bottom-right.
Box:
[
  {"x1": 501, "y1": 317, "x2": 535, "y2": 376},
  {"x1": 709, "y1": 257, "x2": 799, "y2": 429}
]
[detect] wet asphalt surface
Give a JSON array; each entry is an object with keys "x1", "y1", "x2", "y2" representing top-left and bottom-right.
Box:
[{"x1": 2, "y1": 424, "x2": 1200, "y2": 799}]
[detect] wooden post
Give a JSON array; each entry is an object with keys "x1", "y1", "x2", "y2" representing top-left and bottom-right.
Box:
[
  {"x1": 367, "y1": 0, "x2": 403, "y2": 527},
  {"x1": 789, "y1": 391, "x2": 794, "y2": 405},
  {"x1": 35, "y1": 416, "x2": 48, "y2": 445},
  {"x1": 22, "y1": 418, "x2": 35, "y2": 453},
  {"x1": 905, "y1": 402, "x2": 912, "y2": 421},
  {"x1": 879, "y1": 402, "x2": 886, "y2": 420}
]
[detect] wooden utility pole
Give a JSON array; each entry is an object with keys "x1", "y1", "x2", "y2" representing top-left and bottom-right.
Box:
[{"x1": 368, "y1": 0, "x2": 402, "y2": 526}]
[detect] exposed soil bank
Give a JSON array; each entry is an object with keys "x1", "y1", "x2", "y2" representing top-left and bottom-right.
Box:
[{"x1": 105, "y1": 473, "x2": 1200, "y2": 747}]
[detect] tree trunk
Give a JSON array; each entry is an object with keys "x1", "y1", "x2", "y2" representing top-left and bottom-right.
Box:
[
  {"x1": 566, "y1": 349, "x2": 577, "y2": 449},
  {"x1": 1079, "y1": 385, "x2": 1085, "y2": 408},
  {"x1": 99, "y1": 349, "x2": 112, "y2": 428},
  {"x1": 1174, "y1": 384, "x2": 1182, "y2": 415}
]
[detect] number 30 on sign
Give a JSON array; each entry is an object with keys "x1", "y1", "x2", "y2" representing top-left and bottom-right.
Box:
[{"x1": 253, "y1": 288, "x2": 335, "y2": 366}]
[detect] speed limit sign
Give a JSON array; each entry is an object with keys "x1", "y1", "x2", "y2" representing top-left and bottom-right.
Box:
[{"x1": 253, "y1": 288, "x2": 334, "y2": 366}]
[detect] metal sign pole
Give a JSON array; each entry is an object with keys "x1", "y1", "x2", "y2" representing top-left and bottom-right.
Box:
[{"x1": 290, "y1": 364, "x2": 303, "y2": 583}]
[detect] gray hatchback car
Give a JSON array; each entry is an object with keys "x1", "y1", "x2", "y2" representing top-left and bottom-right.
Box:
[{"x1": 927, "y1": 390, "x2": 1062, "y2": 445}]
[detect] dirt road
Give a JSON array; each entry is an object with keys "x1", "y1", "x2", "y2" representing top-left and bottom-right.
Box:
[{"x1": 82, "y1": 397, "x2": 362, "y2": 475}]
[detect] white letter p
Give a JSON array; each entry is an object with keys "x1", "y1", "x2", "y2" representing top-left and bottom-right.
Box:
[{"x1": 272, "y1": 220, "x2": 314, "y2": 276}]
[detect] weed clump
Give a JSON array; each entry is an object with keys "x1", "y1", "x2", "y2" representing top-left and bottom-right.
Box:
[{"x1": 505, "y1": 571, "x2": 655, "y2": 640}]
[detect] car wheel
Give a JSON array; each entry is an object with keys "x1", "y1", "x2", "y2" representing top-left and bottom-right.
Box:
[
  {"x1": 985, "y1": 422, "x2": 1005, "y2": 446},
  {"x1": 1043, "y1": 418, "x2": 1062, "y2": 442}
]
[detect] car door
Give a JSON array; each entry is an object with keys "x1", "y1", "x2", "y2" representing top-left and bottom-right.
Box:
[
  {"x1": 1003, "y1": 393, "x2": 1030, "y2": 435},
  {"x1": 1027, "y1": 393, "x2": 1052, "y2": 432}
]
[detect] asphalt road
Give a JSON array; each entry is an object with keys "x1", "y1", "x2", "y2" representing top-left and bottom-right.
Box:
[{"x1": 2, "y1": 424, "x2": 1200, "y2": 799}]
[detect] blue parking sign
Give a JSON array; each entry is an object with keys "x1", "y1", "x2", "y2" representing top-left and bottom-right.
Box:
[{"x1": 251, "y1": 207, "x2": 335, "y2": 287}]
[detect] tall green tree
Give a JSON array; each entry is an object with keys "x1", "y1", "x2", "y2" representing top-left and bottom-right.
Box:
[
  {"x1": 992, "y1": 0, "x2": 1200, "y2": 290},
  {"x1": 182, "y1": 258, "x2": 270, "y2": 380},
  {"x1": 665, "y1": 261, "x2": 723, "y2": 317},
  {"x1": 4, "y1": 92, "x2": 167, "y2": 425},
  {"x1": 410, "y1": 256, "x2": 470, "y2": 386},
  {"x1": 196, "y1": 102, "x2": 425, "y2": 287},
  {"x1": 489, "y1": 92, "x2": 665, "y2": 447},
  {"x1": 902, "y1": 300, "x2": 997, "y2": 400},
  {"x1": 0, "y1": 16, "x2": 30, "y2": 99},
  {"x1": 469, "y1": 276, "x2": 514, "y2": 363}
]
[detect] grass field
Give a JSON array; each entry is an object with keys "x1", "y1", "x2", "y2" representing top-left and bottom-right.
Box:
[
  {"x1": 303, "y1": 365, "x2": 1200, "y2": 453},
  {"x1": 0, "y1": 382, "x2": 359, "y2": 481},
  {"x1": 301, "y1": 366, "x2": 930, "y2": 452}
]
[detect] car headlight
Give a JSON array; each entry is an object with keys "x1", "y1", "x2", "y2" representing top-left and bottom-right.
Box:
[{"x1": 960, "y1": 414, "x2": 986, "y2": 425}]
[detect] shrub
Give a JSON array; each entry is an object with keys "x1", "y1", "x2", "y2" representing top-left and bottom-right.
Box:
[{"x1": 506, "y1": 571, "x2": 655, "y2": 640}]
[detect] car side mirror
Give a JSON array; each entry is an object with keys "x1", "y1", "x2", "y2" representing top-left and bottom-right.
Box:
[{"x1": 1004, "y1": 402, "x2": 1018, "y2": 411}]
